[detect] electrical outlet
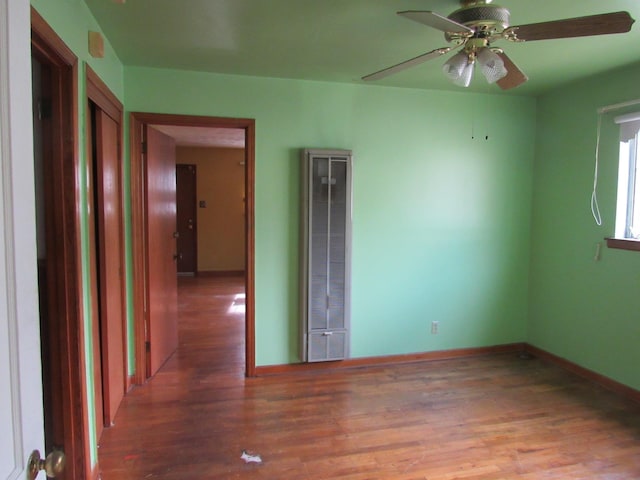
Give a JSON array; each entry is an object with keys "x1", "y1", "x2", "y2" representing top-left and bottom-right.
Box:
[{"x1": 431, "y1": 321, "x2": 439, "y2": 334}]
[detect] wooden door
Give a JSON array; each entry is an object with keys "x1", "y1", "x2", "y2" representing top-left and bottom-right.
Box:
[
  {"x1": 93, "y1": 106, "x2": 126, "y2": 426},
  {"x1": 145, "y1": 126, "x2": 178, "y2": 377},
  {"x1": 176, "y1": 164, "x2": 197, "y2": 274}
]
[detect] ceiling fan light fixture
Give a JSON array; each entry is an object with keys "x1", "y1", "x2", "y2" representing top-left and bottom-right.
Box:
[
  {"x1": 454, "y1": 61, "x2": 475, "y2": 87},
  {"x1": 442, "y1": 50, "x2": 471, "y2": 81},
  {"x1": 477, "y1": 47, "x2": 508, "y2": 83}
]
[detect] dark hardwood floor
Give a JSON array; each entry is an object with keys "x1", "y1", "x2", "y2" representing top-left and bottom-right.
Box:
[{"x1": 97, "y1": 276, "x2": 640, "y2": 479}]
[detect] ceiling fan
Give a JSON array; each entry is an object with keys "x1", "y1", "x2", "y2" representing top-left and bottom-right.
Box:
[{"x1": 362, "y1": 0, "x2": 635, "y2": 89}]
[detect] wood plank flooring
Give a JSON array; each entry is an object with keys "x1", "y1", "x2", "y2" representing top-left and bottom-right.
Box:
[{"x1": 97, "y1": 276, "x2": 640, "y2": 479}]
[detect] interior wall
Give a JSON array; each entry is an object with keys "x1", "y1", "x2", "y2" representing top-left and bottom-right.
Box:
[
  {"x1": 529, "y1": 62, "x2": 640, "y2": 391},
  {"x1": 176, "y1": 146, "x2": 245, "y2": 273},
  {"x1": 125, "y1": 67, "x2": 537, "y2": 366}
]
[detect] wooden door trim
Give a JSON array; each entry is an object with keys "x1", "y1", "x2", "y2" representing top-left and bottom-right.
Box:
[
  {"x1": 129, "y1": 116, "x2": 146, "y2": 385},
  {"x1": 31, "y1": 8, "x2": 75, "y2": 64},
  {"x1": 84, "y1": 104, "x2": 105, "y2": 441},
  {"x1": 129, "y1": 112, "x2": 256, "y2": 381},
  {"x1": 31, "y1": 7, "x2": 91, "y2": 480},
  {"x1": 85, "y1": 65, "x2": 127, "y2": 394},
  {"x1": 86, "y1": 65, "x2": 123, "y2": 121},
  {"x1": 244, "y1": 121, "x2": 256, "y2": 377}
]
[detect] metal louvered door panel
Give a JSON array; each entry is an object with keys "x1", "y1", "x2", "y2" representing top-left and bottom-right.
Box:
[
  {"x1": 308, "y1": 331, "x2": 348, "y2": 362},
  {"x1": 309, "y1": 157, "x2": 329, "y2": 331},
  {"x1": 328, "y1": 161, "x2": 347, "y2": 331},
  {"x1": 302, "y1": 150, "x2": 352, "y2": 363}
]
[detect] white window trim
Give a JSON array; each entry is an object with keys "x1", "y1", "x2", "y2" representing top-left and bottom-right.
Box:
[{"x1": 614, "y1": 112, "x2": 640, "y2": 241}]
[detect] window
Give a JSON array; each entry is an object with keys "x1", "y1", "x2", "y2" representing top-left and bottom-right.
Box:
[{"x1": 614, "y1": 112, "x2": 640, "y2": 240}]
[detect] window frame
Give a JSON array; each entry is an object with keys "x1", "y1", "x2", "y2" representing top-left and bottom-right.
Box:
[{"x1": 607, "y1": 113, "x2": 640, "y2": 252}]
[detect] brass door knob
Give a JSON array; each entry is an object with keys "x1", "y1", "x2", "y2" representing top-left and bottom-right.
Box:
[{"x1": 27, "y1": 449, "x2": 65, "y2": 479}]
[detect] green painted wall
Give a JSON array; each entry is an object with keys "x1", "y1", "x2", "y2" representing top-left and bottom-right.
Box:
[
  {"x1": 125, "y1": 67, "x2": 536, "y2": 366},
  {"x1": 31, "y1": 0, "x2": 124, "y2": 465},
  {"x1": 529, "y1": 63, "x2": 640, "y2": 391},
  {"x1": 31, "y1": 0, "x2": 123, "y2": 97}
]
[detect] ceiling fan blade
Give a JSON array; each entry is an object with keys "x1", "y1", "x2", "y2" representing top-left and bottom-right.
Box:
[
  {"x1": 398, "y1": 11, "x2": 474, "y2": 34},
  {"x1": 496, "y1": 52, "x2": 528, "y2": 90},
  {"x1": 507, "y1": 11, "x2": 635, "y2": 42},
  {"x1": 362, "y1": 47, "x2": 453, "y2": 81}
]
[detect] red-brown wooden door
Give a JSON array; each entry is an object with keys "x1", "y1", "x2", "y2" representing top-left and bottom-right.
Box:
[
  {"x1": 176, "y1": 164, "x2": 197, "y2": 274},
  {"x1": 145, "y1": 126, "x2": 179, "y2": 377},
  {"x1": 94, "y1": 108, "x2": 126, "y2": 427}
]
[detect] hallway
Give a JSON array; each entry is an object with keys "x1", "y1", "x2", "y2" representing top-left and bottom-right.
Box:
[
  {"x1": 97, "y1": 275, "x2": 249, "y2": 478},
  {"x1": 97, "y1": 276, "x2": 640, "y2": 479}
]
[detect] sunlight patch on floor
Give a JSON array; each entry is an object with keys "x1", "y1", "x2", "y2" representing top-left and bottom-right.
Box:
[{"x1": 228, "y1": 293, "x2": 245, "y2": 314}]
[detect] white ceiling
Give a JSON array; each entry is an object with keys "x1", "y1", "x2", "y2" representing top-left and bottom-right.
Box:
[{"x1": 152, "y1": 125, "x2": 245, "y2": 148}]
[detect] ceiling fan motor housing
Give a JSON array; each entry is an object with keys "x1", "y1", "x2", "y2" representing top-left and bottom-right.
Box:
[{"x1": 447, "y1": 2, "x2": 510, "y2": 37}]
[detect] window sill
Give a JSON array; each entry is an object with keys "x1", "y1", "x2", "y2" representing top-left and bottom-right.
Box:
[{"x1": 605, "y1": 237, "x2": 640, "y2": 252}]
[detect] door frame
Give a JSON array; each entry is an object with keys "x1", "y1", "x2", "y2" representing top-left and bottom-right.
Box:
[
  {"x1": 85, "y1": 64, "x2": 126, "y2": 432},
  {"x1": 31, "y1": 8, "x2": 91, "y2": 480},
  {"x1": 129, "y1": 112, "x2": 256, "y2": 381}
]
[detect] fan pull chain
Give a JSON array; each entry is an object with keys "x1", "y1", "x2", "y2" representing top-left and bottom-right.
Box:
[
  {"x1": 471, "y1": 97, "x2": 475, "y2": 140},
  {"x1": 484, "y1": 84, "x2": 490, "y2": 141},
  {"x1": 470, "y1": 89, "x2": 491, "y2": 141}
]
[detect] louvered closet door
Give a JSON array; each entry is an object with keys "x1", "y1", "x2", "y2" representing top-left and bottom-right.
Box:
[{"x1": 305, "y1": 152, "x2": 351, "y2": 362}]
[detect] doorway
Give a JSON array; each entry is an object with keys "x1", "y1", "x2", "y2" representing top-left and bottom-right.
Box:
[
  {"x1": 31, "y1": 8, "x2": 88, "y2": 479},
  {"x1": 129, "y1": 113, "x2": 256, "y2": 380}
]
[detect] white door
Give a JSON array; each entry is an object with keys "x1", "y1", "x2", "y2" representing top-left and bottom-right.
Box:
[{"x1": 0, "y1": 0, "x2": 46, "y2": 479}]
